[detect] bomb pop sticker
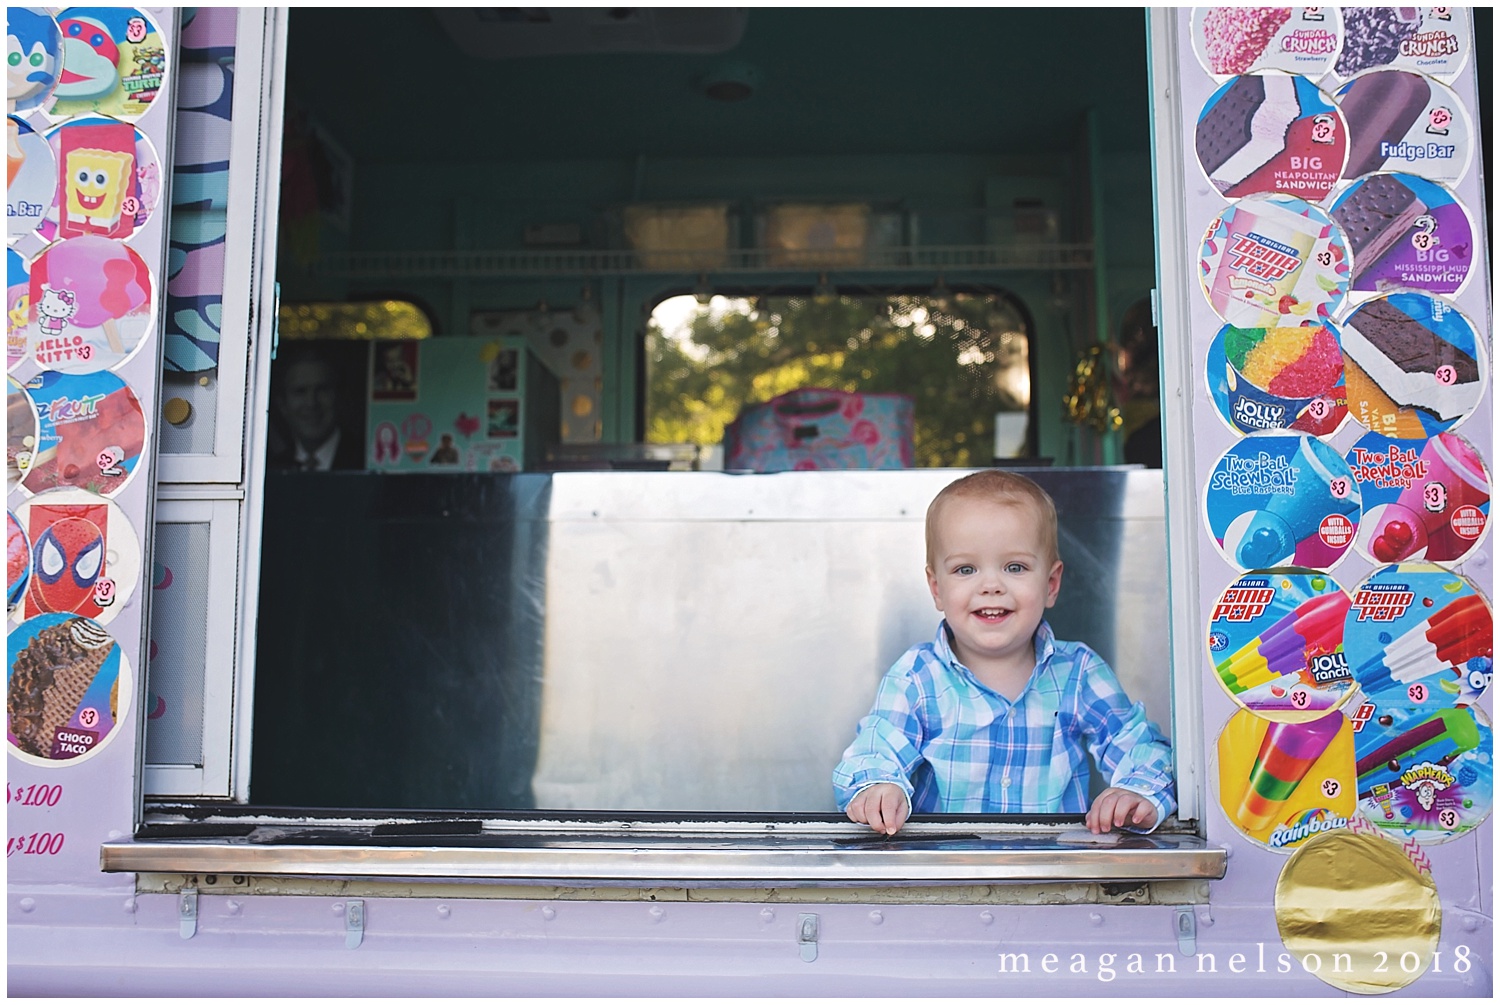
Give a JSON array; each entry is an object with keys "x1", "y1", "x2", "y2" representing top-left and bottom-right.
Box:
[
  {"x1": 7, "y1": 611, "x2": 131, "y2": 765},
  {"x1": 7, "y1": 8, "x2": 63, "y2": 117},
  {"x1": 47, "y1": 7, "x2": 167, "y2": 123},
  {"x1": 19, "y1": 369, "x2": 145, "y2": 497},
  {"x1": 1208, "y1": 322, "x2": 1348, "y2": 437},
  {"x1": 1199, "y1": 194, "x2": 1349, "y2": 329},
  {"x1": 1335, "y1": 7, "x2": 1471, "y2": 81},
  {"x1": 1206, "y1": 433, "x2": 1363, "y2": 571},
  {"x1": 42, "y1": 115, "x2": 161, "y2": 243},
  {"x1": 1195, "y1": 74, "x2": 1348, "y2": 201},
  {"x1": 1329, "y1": 173, "x2": 1475, "y2": 297},
  {"x1": 1217, "y1": 707, "x2": 1356, "y2": 850},
  {"x1": 1351, "y1": 702, "x2": 1491, "y2": 845},
  {"x1": 7, "y1": 116, "x2": 55, "y2": 243},
  {"x1": 1347, "y1": 432, "x2": 1489, "y2": 565},
  {"x1": 1190, "y1": 7, "x2": 1341, "y2": 78},
  {"x1": 25, "y1": 235, "x2": 156, "y2": 373},
  {"x1": 11, "y1": 488, "x2": 138, "y2": 626}
]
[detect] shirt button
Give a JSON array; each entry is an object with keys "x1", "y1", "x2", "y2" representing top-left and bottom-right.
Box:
[{"x1": 1002, "y1": 775, "x2": 1012, "y2": 788}]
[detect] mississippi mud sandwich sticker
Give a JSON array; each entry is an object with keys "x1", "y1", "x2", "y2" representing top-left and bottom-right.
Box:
[
  {"x1": 1335, "y1": 70, "x2": 1471, "y2": 184},
  {"x1": 25, "y1": 235, "x2": 156, "y2": 373},
  {"x1": 1196, "y1": 74, "x2": 1347, "y2": 201},
  {"x1": 1346, "y1": 432, "x2": 1489, "y2": 566},
  {"x1": 1208, "y1": 322, "x2": 1348, "y2": 436},
  {"x1": 7, "y1": 612, "x2": 130, "y2": 765},
  {"x1": 7, "y1": 116, "x2": 56, "y2": 243},
  {"x1": 1216, "y1": 707, "x2": 1356, "y2": 849},
  {"x1": 1328, "y1": 173, "x2": 1475, "y2": 297},
  {"x1": 1351, "y1": 702, "x2": 1491, "y2": 845},
  {"x1": 47, "y1": 7, "x2": 169, "y2": 123},
  {"x1": 1191, "y1": 7, "x2": 1340, "y2": 78},
  {"x1": 1199, "y1": 195, "x2": 1349, "y2": 329},
  {"x1": 19, "y1": 370, "x2": 145, "y2": 497},
  {"x1": 1334, "y1": 7, "x2": 1470, "y2": 81}
]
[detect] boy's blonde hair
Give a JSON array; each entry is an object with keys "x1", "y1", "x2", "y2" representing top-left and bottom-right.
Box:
[{"x1": 925, "y1": 470, "x2": 1060, "y2": 566}]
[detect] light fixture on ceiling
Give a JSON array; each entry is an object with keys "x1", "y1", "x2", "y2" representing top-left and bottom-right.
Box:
[
  {"x1": 700, "y1": 60, "x2": 758, "y2": 102},
  {"x1": 693, "y1": 273, "x2": 714, "y2": 306}
]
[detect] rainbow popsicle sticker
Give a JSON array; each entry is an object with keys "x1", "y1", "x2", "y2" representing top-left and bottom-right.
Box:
[
  {"x1": 1354, "y1": 594, "x2": 1492, "y2": 698},
  {"x1": 1217, "y1": 591, "x2": 1351, "y2": 694},
  {"x1": 1236, "y1": 712, "x2": 1346, "y2": 831}
]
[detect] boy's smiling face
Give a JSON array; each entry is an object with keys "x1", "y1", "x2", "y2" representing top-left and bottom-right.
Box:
[{"x1": 926, "y1": 495, "x2": 1063, "y2": 684}]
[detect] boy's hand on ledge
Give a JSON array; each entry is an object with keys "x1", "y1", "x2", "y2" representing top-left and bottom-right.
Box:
[
  {"x1": 846, "y1": 782, "x2": 910, "y2": 835},
  {"x1": 1085, "y1": 787, "x2": 1157, "y2": 834}
]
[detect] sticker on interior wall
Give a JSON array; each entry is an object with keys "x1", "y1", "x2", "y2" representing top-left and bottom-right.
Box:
[
  {"x1": 1208, "y1": 569, "x2": 1353, "y2": 717},
  {"x1": 1198, "y1": 194, "x2": 1349, "y2": 329},
  {"x1": 1343, "y1": 563, "x2": 1491, "y2": 711},
  {"x1": 371, "y1": 341, "x2": 419, "y2": 402},
  {"x1": 1191, "y1": 8, "x2": 1341, "y2": 78},
  {"x1": 19, "y1": 369, "x2": 145, "y2": 497},
  {"x1": 46, "y1": 7, "x2": 168, "y2": 123},
  {"x1": 1350, "y1": 701, "x2": 1491, "y2": 844},
  {"x1": 24, "y1": 235, "x2": 156, "y2": 373},
  {"x1": 1206, "y1": 321, "x2": 1349, "y2": 437},
  {"x1": 1216, "y1": 707, "x2": 1356, "y2": 849},
  {"x1": 8, "y1": 375, "x2": 39, "y2": 494},
  {"x1": 1205, "y1": 432, "x2": 1363, "y2": 571},
  {"x1": 11, "y1": 488, "x2": 138, "y2": 626},
  {"x1": 7, "y1": 510, "x2": 30, "y2": 612},
  {"x1": 1327, "y1": 173, "x2": 1475, "y2": 297},
  {"x1": 1337, "y1": 293, "x2": 1484, "y2": 438},
  {"x1": 1195, "y1": 75, "x2": 1348, "y2": 201},
  {"x1": 1335, "y1": 7, "x2": 1471, "y2": 81},
  {"x1": 1274, "y1": 828, "x2": 1439, "y2": 993},
  {"x1": 7, "y1": 248, "x2": 31, "y2": 372},
  {"x1": 1346, "y1": 432, "x2": 1489, "y2": 566},
  {"x1": 7, "y1": 116, "x2": 56, "y2": 244},
  {"x1": 40, "y1": 115, "x2": 162, "y2": 243},
  {"x1": 7, "y1": 8, "x2": 64, "y2": 117},
  {"x1": 6, "y1": 612, "x2": 131, "y2": 766},
  {"x1": 1335, "y1": 70, "x2": 1471, "y2": 183}
]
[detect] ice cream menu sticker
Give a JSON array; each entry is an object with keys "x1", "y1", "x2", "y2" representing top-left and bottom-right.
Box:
[
  {"x1": 1347, "y1": 432, "x2": 1489, "y2": 566},
  {"x1": 1336, "y1": 70, "x2": 1471, "y2": 184},
  {"x1": 19, "y1": 370, "x2": 145, "y2": 497},
  {"x1": 1351, "y1": 702, "x2": 1491, "y2": 845},
  {"x1": 1191, "y1": 8, "x2": 1340, "y2": 78},
  {"x1": 1335, "y1": 7, "x2": 1471, "y2": 81},
  {"x1": 1195, "y1": 75, "x2": 1347, "y2": 201},
  {"x1": 1199, "y1": 194, "x2": 1349, "y2": 330},
  {"x1": 1216, "y1": 708, "x2": 1356, "y2": 850},
  {"x1": 7, "y1": 612, "x2": 131, "y2": 765},
  {"x1": 1329, "y1": 173, "x2": 1474, "y2": 297},
  {"x1": 1207, "y1": 322, "x2": 1348, "y2": 437}
]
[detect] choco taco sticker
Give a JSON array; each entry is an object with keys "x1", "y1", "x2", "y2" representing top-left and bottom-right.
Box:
[{"x1": 7, "y1": 612, "x2": 131, "y2": 765}]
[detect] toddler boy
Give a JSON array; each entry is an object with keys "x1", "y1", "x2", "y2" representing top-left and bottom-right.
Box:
[{"x1": 832, "y1": 470, "x2": 1175, "y2": 835}]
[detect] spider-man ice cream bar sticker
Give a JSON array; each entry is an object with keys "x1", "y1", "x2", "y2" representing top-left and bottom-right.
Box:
[
  {"x1": 1336, "y1": 70, "x2": 1471, "y2": 184},
  {"x1": 10, "y1": 488, "x2": 138, "y2": 626},
  {"x1": 1334, "y1": 7, "x2": 1471, "y2": 81},
  {"x1": 25, "y1": 235, "x2": 156, "y2": 373},
  {"x1": 46, "y1": 7, "x2": 168, "y2": 123},
  {"x1": 1196, "y1": 75, "x2": 1348, "y2": 202},
  {"x1": 1216, "y1": 707, "x2": 1356, "y2": 851},
  {"x1": 1191, "y1": 7, "x2": 1341, "y2": 78},
  {"x1": 1205, "y1": 432, "x2": 1362, "y2": 571},
  {"x1": 1346, "y1": 432, "x2": 1489, "y2": 566},
  {"x1": 42, "y1": 115, "x2": 162, "y2": 243},
  {"x1": 7, "y1": 612, "x2": 131, "y2": 766},
  {"x1": 19, "y1": 369, "x2": 145, "y2": 497},
  {"x1": 7, "y1": 8, "x2": 64, "y2": 116},
  {"x1": 1208, "y1": 322, "x2": 1349, "y2": 437},
  {"x1": 1199, "y1": 195, "x2": 1349, "y2": 329},
  {"x1": 7, "y1": 117, "x2": 56, "y2": 244},
  {"x1": 1344, "y1": 563, "x2": 1491, "y2": 712},
  {"x1": 1350, "y1": 701, "x2": 1491, "y2": 845},
  {"x1": 1328, "y1": 174, "x2": 1474, "y2": 298}
]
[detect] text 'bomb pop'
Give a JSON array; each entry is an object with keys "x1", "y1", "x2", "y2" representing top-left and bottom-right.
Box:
[
  {"x1": 1217, "y1": 590, "x2": 1351, "y2": 694},
  {"x1": 1355, "y1": 594, "x2": 1492, "y2": 698}
]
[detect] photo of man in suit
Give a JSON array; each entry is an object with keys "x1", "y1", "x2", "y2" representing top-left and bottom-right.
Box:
[{"x1": 267, "y1": 341, "x2": 367, "y2": 471}]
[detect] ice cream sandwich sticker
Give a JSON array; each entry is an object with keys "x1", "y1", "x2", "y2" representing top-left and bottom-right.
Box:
[
  {"x1": 1335, "y1": 70, "x2": 1471, "y2": 184},
  {"x1": 1350, "y1": 702, "x2": 1491, "y2": 844},
  {"x1": 1335, "y1": 7, "x2": 1471, "y2": 81},
  {"x1": 1208, "y1": 322, "x2": 1348, "y2": 437},
  {"x1": 41, "y1": 116, "x2": 162, "y2": 243},
  {"x1": 1347, "y1": 432, "x2": 1489, "y2": 566},
  {"x1": 1191, "y1": 8, "x2": 1340, "y2": 78},
  {"x1": 1344, "y1": 564, "x2": 1492, "y2": 711},
  {"x1": 46, "y1": 8, "x2": 167, "y2": 123},
  {"x1": 1205, "y1": 433, "x2": 1362, "y2": 572},
  {"x1": 7, "y1": 612, "x2": 131, "y2": 766},
  {"x1": 24, "y1": 235, "x2": 156, "y2": 373},
  {"x1": 1216, "y1": 707, "x2": 1356, "y2": 849},
  {"x1": 1209, "y1": 570, "x2": 1353, "y2": 716},
  {"x1": 1339, "y1": 293, "x2": 1484, "y2": 437},
  {"x1": 7, "y1": 248, "x2": 31, "y2": 371},
  {"x1": 1329, "y1": 174, "x2": 1474, "y2": 296},
  {"x1": 7, "y1": 8, "x2": 64, "y2": 117},
  {"x1": 7, "y1": 510, "x2": 30, "y2": 612},
  {"x1": 1199, "y1": 195, "x2": 1348, "y2": 329},
  {"x1": 8, "y1": 116, "x2": 56, "y2": 244},
  {"x1": 11, "y1": 488, "x2": 138, "y2": 626},
  {"x1": 19, "y1": 370, "x2": 145, "y2": 497},
  {"x1": 8, "y1": 375, "x2": 39, "y2": 494},
  {"x1": 1196, "y1": 75, "x2": 1347, "y2": 201}
]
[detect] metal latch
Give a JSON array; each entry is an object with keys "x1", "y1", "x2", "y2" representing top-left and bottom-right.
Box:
[
  {"x1": 797, "y1": 912, "x2": 819, "y2": 963},
  {"x1": 1174, "y1": 906, "x2": 1196, "y2": 956},
  {"x1": 345, "y1": 899, "x2": 365, "y2": 949},
  {"x1": 179, "y1": 887, "x2": 198, "y2": 940}
]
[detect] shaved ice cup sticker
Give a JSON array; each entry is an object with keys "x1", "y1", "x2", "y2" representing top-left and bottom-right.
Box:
[
  {"x1": 1206, "y1": 432, "x2": 1362, "y2": 572},
  {"x1": 1335, "y1": 70, "x2": 1471, "y2": 184},
  {"x1": 8, "y1": 116, "x2": 56, "y2": 244},
  {"x1": 1328, "y1": 173, "x2": 1474, "y2": 297},
  {"x1": 25, "y1": 235, "x2": 155, "y2": 373},
  {"x1": 1344, "y1": 563, "x2": 1492, "y2": 712},
  {"x1": 1208, "y1": 569, "x2": 1353, "y2": 717},
  {"x1": 20, "y1": 369, "x2": 145, "y2": 497},
  {"x1": 1191, "y1": 7, "x2": 1340, "y2": 78},
  {"x1": 8, "y1": 374, "x2": 39, "y2": 493},
  {"x1": 1334, "y1": 7, "x2": 1471, "y2": 81},
  {"x1": 1339, "y1": 293, "x2": 1484, "y2": 438},
  {"x1": 1199, "y1": 195, "x2": 1348, "y2": 329},
  {"x1": 7, "y1": 8, "x2": 64, "y2": 116},
  {"x1": 47, "y1": 7, "x2": 168, "y2": 123},
  {"x1": 11, "y1": 487, "x2": 139, "y2": 626},
  {"x1": 1195, "y1": 75, "x2": 1348, "y2": 201},
  {"x1": 7, "y1": 612, "x2": 131, "y2": 766},
  {"x1": 1350, "y1": 702, "x2": 1491, "y2": 845},
  {"x1": 7, "y1": 247, "x2": 29, "y2": 371},
  {"x1": 41, "y1": 115, "x2": 163, "y2": 243},
  {"x1": 1208, "y1": 322, "x2": 1348, "y2": 437},
  {"x1": 1216, "y1": 707, "x2": 1356, "y2": 849},
  {"x1": 1347, "y1": 432, "x2": 1489, "y2": 566}
]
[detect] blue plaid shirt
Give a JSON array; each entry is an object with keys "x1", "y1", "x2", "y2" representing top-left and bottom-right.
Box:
[{"x1": 833, "y1": 620, "x2": 1176, "y2": 830}]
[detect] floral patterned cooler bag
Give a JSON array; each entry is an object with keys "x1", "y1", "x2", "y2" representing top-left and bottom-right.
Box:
[{"x1": 722, "y1": 388, "x2": 915, "y2": 472}]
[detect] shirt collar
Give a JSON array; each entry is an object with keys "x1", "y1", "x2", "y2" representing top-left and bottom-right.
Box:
[
  {"x1": 295, "y1": 430, "x2": 341, "y2": 471},
  {"x1": 933, "y1": 618, "x2": 1057, "y2": 690}
]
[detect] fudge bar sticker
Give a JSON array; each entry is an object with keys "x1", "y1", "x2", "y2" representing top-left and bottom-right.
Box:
[
  {"x1": 1208, "y1": 322, "x2": 1348, "y2": 438},
  {"x1": 1216, "y1": 707, "x2": 1356, "y2": 850},
  {"x1": 43, "y1": 115, "x2": 163, "y2": 243},
  {"x1": 19, "y1": 369, "x2": 145, "y2": 497},
  {"x1": 7, "y1": 8, "x2": 63, "y2": 116},
  {"x1": 1347, "y1": 432, "x2": 1489, "y2": 566},
  {"x1": 12, "y1": 488, "x2": 140, "y2": 626},
  {"x1": 1335, "y1": 7, "x2": 1471, "y2": 81},
  {"x1": 1199, "y1": 195, "x2": 1348, "y2": 329},
  {"x1": 1196, "y1": 75, "x2": 1348, "y2": 201},
  {"x1": 7, "y1": 116, "x2": 56, "y2": 243},
  {"x1": 24, "y1": 235, "x2": 156, "y2": 373},
  {"x1": 1191, "y1": 8, "x2": 1340, "y2": 78},
  {"x1": 1329, "y1": 173, "x2": 1474, "y2": 297},
  {"x1": 7, "y1": 612, "x2": 131, "y2": 766},
  {"x1": 1336, "y1": 70, "x2": 1471, "y2": 184},
  {"x1": 1351, "y1": 702, "x2": 1491, "y2": 844},
  {"x1": 46, "y1": 7, "x2": 169, "y2": 123}
]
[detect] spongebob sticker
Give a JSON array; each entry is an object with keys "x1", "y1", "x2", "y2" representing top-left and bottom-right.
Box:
[{"x1": 45, "y1": 116, "x2": 160, "y2": 242}]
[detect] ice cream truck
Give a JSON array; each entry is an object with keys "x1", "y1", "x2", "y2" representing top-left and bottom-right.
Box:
[{"x1": 6, "y1": 7, "x2": 1493, "y2": 995}]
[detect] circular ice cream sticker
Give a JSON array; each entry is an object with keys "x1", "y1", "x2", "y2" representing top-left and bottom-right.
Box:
[
  {"x1": 1328, "y1": 174, "x2": 1474, "y2": 296},
  {"x1": 1206, "y1": 432, "x2": 1362, "y2": 571},
  {"x1": 1191, "y1": 7, "x2": 1340, "y2": 78},
  {"x1": 7, "y1": 116, "x2": 56, "y2": 244},
  {"x1": 20, "y1": 369, "x2": 145, "y2": 497},
  {"x1": 7, "y1": 510, "x2": 30, "y2": 611},
  {"x1": 1345, "y1": 563, "x2": 1492, "y2": 711},
  {"x1": 7, "y1": 612, "x2": 130, "y2": 765},
  {"x1": 1335, "y1": 7, "x2": 1471, "y2": 81},
  {"x1": 25, "y1": 235, "x2": 156, "y2": 373},
  {"x1": 1352, "y1": 702, "x2": 1491, "y2": 845},
  {"x1": 1336, "y1": 71, "x2": 1471, "y2": 184},
  {"x1": 1199, "y1": 195, "x2": 1349, "y2": 329},
  {"x1": 41, "y1": 116, "x2": 161, "y2": 244},
  {"x1": 1209, "y1": 322, "x2": 1348, "y2": 437},
  {"x1": 1209, "y1": 569, "x2": 1353, "y2": 716},
  {"x1": 1339, "y1": 293, "x2": 1484, "y2": 437},
  {"x1": 7, "y1": 375, "x2": 39, "y2": 494},
  {"x1": 47, "y1": 8, "x2": 168, "y2": 123},
  {"x1": 1196, "y1": 75, "x2": 1347, "y2": 201},
  {"x1": 1216, "y1": 707, "x2": 1356, "y2": 849},
  {"x1": 7, "y1": 8, "x2": 63, "y2": 116},
  {"x1": 1347, "y1": 432, "x2": 1489, "y2": 566},
  {"x1": 11, "y1": 488, "x2": 138, "y2": 626},
  {"x1": 7, "y1": 247, "x2": 30, "y2": 371}
]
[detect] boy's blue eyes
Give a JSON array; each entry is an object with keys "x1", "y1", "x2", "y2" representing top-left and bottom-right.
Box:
[{"x1": 950, "y1": 563, "x2": 1029, "y2": 575}]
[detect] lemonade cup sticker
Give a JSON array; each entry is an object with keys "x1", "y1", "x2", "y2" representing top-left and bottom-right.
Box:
[
  {"x1": 1346, "y1": 431, "x2": 1489, "y2": 566},
  {"x1": 1199, "y1": 194, "x2": 1349, "y2": 329},
  {"x1": 1191, "y1": 7, "x2": 1341, "y2": 78},
  {"x1": 1209, "y1": 322, "x2": 1349, "y2": 437},
  {"x1": 1350, "y1": 702, "x2": 1491, "y2": 844},
  {"x1": 1196, "y1": 74, "x2": 1348, "y2": 201}
]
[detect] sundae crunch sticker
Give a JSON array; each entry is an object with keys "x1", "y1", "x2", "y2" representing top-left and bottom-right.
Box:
[
  {"x1": 1205, "y1": 432, "x2": 1362, "y2": 571},
  {"x1": 19, "y1": 369, "x2": 145, "y2": 497},
  {"x1": 1195, "y1": 74, "x2": 1348, "y2": 201},
  {"x1": 1335, "y1": 70, "x2": 1471, "y2": 184},
  {"x1": 7, "y1": 612, "x2": 131, "y2": 766},
  {"x1": 1191, "y1": 7, "x2": 1341, "y2": 78},
  {"x1": 11, "y1": 488, "x2": 139, "y2": 626},
  {"x1": 46, "y1": 7, "x2": 169, "y2": 123},
  {"x1": 1208, "y1": 569, "x2": 1353, "y2": 717},
  {"x1": 1350, "y1": 701, "x2": 1491, "y2": 845},
  {"x1": 24, "y1": 235, "x2": 156, "y2": 373},
  {"x1": 1328, "y1": 173, "x2": 1475, "y2": 297},
  {"x1": 1207, "y1": 321, "x2": 1348, "y2": 437},
  {"x1": 1198, "y1": 194, "x2": 1349, "y2": 329},
  {"x1": 1216, "y1": 707, "x2": 1356, "y2": 850},
  {"x1": 1334, "y1": 7, "x2": 1471, "y2": 81},
  {"x1": 1346, "y1": 432, "x2": 1489, "y2": 566}
]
